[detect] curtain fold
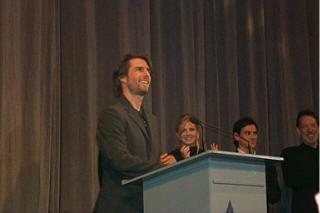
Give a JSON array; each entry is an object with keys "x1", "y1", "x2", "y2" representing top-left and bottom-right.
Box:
[
  {"x1": 0, "y1": 0, "x2": 61, "y2": 212},
  {"x1": 1, "y1": 0, "x2": 318, "y2": 212}
]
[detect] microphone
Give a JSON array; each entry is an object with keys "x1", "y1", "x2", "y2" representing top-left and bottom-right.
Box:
[{"x1": 190, "y1": 116, "x2": 254, "y2": 154}]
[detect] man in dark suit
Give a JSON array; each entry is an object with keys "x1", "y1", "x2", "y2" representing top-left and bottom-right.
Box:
[
  {"x1": 281, "y1": 110, "x2": 319, "y2": 213},
  {"x1": 232, "y1": 117, "x2": 282, "y2": 209},
  {"x1": 94, "y1": 54, "x2": 173, "y2": 213}
]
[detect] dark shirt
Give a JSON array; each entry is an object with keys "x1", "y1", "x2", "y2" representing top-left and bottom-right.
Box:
[
  {"x1": 281, "y1": 143, "x2": 319, "y2": 213},
  {"x1": 168, "y1": 146, "x2": 203, "y2": 161}
]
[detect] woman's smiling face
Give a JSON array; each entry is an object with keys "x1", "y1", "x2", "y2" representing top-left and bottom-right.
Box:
[{"x1": 178, "y1": 121, "x2": 198, "y2": 146}]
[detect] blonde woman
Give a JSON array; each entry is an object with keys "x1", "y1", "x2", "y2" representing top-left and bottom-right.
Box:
[{"x1": 167, "y1": 113, "x2": 218, "y2": 162}]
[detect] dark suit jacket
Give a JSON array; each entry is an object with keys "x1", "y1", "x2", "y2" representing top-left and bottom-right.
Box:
[
  {"x1": 94, "y1": 97, "x2": 161, "y2": 213},
  {"x1": 168, "y1": 146, "x2": 204, "y2": 161},
  {"x1": 281, "y1": 143, "x2": 319, "y2": 213}
]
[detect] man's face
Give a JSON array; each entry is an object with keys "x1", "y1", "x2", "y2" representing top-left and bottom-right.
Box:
[
  {"x1": 297, "y1": 115, "x2": 319, "y2": 147},
  {"x1": 120, "y1": 58, "x2": 151, "y2": 96},
  {"x1": 234, "y1": 124, "x2": 258, "y2": 151},
  {"x1": 178, "y1": 121, "x2": 199, "y2": 146}
]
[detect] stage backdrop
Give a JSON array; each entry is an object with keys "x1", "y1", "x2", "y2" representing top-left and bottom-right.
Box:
[{"x1": 1, "y1": 0, "x2": 318, "y2": 212}]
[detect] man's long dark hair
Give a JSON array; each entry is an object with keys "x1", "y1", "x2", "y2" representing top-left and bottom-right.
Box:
[{"x1": 112, "y1": 54, "x2": 152, "y2": 97}]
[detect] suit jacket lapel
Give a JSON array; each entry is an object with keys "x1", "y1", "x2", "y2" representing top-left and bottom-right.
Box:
[
  {"x1": 143, "y1": 111, "x2": 154, "y2": 141},
  {"x1": 128, "y1": 112, "x2": 150, "y2": 141},
  {"x1": 119, "y1": 97, "x2": 150, "y2": 141}
]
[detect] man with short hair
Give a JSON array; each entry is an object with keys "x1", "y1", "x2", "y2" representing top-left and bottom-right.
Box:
[
  {"x1": 281, "y1": 109, "x2": 319, "y2": 213},
  {"x1": 232, "y1": 117, "x2": 258, "y2": 154},
  {"x1": 232, "y1": 117, "x2": 282, "y2": 208},
  {"x1": 94, "y1": 54, "x2": 163, "y2": 212}
]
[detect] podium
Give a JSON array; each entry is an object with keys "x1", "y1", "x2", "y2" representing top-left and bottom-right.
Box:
[{"x1": 122, "y1": 150, "x2": 283, "y2": 213}]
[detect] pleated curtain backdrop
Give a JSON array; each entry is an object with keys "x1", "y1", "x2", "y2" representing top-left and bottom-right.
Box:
[{"x1": 0, "y1": 0, "x2": 318, "y2": 212}]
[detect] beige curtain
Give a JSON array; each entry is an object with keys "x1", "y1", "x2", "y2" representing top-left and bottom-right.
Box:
[
  {"x1": 0, "y1": 0, "x2": 61, "y2": 212},
  {"x1": 1, "y1": 0, "x2": 318, "y2": 212}
]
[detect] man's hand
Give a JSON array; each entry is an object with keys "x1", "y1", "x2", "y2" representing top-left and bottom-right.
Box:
[{"x1": 160, "y1": 153, "x2": 176, "y2": 165}]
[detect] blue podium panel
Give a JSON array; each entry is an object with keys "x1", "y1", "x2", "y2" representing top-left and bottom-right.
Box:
[{"x1": 144, "y1": 159, "x2": 211, "y2": 213}]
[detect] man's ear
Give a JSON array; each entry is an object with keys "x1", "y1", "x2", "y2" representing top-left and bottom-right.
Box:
[
  {"x1": 296, "y1": 127, "x2": 301, "y2": 136},
  {"x1": 119, "y1": 76, "x2": 126, "y2": 84},
  {"x1": 233, "y1": 132, "x2": 240, "y2": 141}
]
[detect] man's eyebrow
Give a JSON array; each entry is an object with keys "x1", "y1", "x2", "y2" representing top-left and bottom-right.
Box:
[
  {"x1": 135, "y1": 66, "x2": 150, "y2": 70},
  {"x1": 244, "y1": 130, "x2": 257, "y2": 133}
]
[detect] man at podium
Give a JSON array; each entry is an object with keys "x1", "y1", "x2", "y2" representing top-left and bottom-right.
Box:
[
  {"x1": 94, "y1": 54, "x2": 163, "y2": 213},
  {"x1": 232, "y1": 117, "x2": 281, "y2": 209}
]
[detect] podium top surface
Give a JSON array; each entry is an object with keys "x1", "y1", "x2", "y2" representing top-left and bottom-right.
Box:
[{"x1": 122, "y1": 150, "x2": 283, "y2": 185}]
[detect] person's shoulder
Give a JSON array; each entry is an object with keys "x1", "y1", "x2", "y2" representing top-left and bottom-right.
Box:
[
  {"x1": 143, "y1": 106, "x2": 156, "y2": 116},
  {"x1": 280, "y1": 144, "x2": 301, "y2": 157},
  {"x1": 99, "y1": 101, "x2": 129, "y2": 122},
  {"x1": 143, "y1": 108, "x2": 158, "y2": 122},
  {"x1": 148, "y1": 111, "x2": 158, "y2": 120},
  {"x1": 102, "y1": 98, "x2": 128, "y2": 113}
]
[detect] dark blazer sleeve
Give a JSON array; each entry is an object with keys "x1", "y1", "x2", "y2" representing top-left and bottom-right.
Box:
[{"x1": 97, "y1": 107, "x2": 160, "y2": 178}]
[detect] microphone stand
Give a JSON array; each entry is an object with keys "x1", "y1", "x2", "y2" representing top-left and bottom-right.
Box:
[{"x1": 191, "y1": 117, "x2": 254, "y2": 154}]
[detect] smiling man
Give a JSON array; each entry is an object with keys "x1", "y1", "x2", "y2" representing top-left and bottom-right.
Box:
[
  {"x1": 232, "y1": 117, "x2": 258, "y2": 154},
  {"x1": 94, "y1": 54, "x2": 162, "y2": 213},
  {"x1": 281, "y1": 109, "x2": 319, "y2": 213}
]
